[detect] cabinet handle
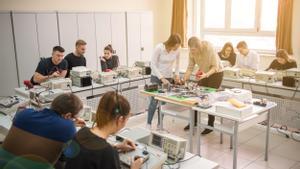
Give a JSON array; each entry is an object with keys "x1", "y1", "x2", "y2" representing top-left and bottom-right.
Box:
[{"x1": 141, "y1": 47, "x2": 144, "y2": 51}]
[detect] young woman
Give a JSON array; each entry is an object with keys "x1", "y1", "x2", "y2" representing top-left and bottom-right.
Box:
[
  {"x1": 65, "y1": 91, "x2": 143, "y2": 169},
  {"x1": 100, "y1": 44, "x2": 119, "y2": 71},
  {"x1": 266, "y1": 49, "x2": 297, "y2": 71},
  {"x1": 184, "y1": 36, "x2": 224, "y2": 135},
  {"x1": 146, "y1": 33, "x2": 182, "y2": 129},
  {"x1": 218, "y1": 42, "x2": 236, "y2": 67}
]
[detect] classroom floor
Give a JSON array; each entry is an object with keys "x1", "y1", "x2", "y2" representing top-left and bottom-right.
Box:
[{"x1": 126, "y1": 111, "x2": 300, "y2": 169}]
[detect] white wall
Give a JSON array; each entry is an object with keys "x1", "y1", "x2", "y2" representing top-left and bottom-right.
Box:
[{"x1": 0, "y1": 0, "x2": 173, "y2": 46}]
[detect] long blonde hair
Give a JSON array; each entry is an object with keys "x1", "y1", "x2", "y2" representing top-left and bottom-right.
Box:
[{"x1": 276, "y1": 49, "x2": 295, "y2": 63}]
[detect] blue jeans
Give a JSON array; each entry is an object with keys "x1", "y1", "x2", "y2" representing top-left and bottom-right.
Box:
[{"x1": 147, "y1": 76, "x2": 173, "y2": 125}]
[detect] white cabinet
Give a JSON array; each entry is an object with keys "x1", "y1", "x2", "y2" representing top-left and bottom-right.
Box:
[
  {"x1": 95, "y1": 12, "x2": 127, "y2": 67},
  {"x1": 126, "y1": 12, "x2": 153, "y2": 67},
  {"x1": 12, "y1": 12, "x2": 40, "y2": 86},
  {"x1": 0, "y1": 12, "x2": 19, "y2": 95},
  {"x1": 36, "y1": 12, "x2": 59, "y2": 58}
]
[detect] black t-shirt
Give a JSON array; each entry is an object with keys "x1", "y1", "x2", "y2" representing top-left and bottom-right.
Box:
[
  {"x1": 218, "y1": 52, "x2": 236, "y2": 66},
  {"x1": 101, "y1": 55, "x2": 119, "y2": 71},
  {"x1": 266, "y1": 59, "x2": 297, "y2": 71},
  {"x1": 65, "y1": 127, "x2": 121, "y2": 169},
  {"x1": 30, "y1": 57, "x2": 68, "y2": 85},
  {"x1": 65, "y1": 53, "x2": 86, "y2": 77}
]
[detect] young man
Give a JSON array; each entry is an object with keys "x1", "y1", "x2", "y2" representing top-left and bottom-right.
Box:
[
  {"x1": 0, "y1": 93, "x2": 83, "y2": 169},
  {"x1": 65, "y1": 40, "x2": 87, "y2": 77},
  {"x1": 235, "y1": 41, "x2": 260, "y2": 70},
  {"x1": 30, "y1": 46, "x2": 68, "y2": 85}
]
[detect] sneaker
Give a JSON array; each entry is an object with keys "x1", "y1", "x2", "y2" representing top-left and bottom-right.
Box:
[
  {"x1": 184, "y1": 124, "x2": 190, "y2": 131},
  {"x1": 146, "y1": 124, "x2": 152, "y2": 130},
  {"x1": 201, "y1": 129, "x2": 213, "y2": 135}
]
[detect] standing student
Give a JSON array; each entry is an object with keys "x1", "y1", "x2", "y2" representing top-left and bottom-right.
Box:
[
  {"x1": 183, "y1": 36, "x2": 223, "y2": 135},
  {"x1": 65, "y1": 91, "x2": 143, "y2": 169},
  {"x1": 30, "y1": 46, "x2": 68, "y2": 85},
  {"x1": 266, "y1": 49, "x2": 297, "y2": 71},
  {"x1": 218, "y1": 42, "x2": 236, "y2": 67},
  {"x1": 235, "y1": 41, "x2": 260, "y2": 70},
  {"x1": 65, "y1": 39, "x2": 87, "y2": 77},
  {"x1": 100, "y1": 44, "x2": 119, "y2": 71},
  {"x1": 146, "y1": 33, "x2": 182, "y2": 129},
  {"x1": 0, "y1": 93, "x2": 83, "y2": 169}
]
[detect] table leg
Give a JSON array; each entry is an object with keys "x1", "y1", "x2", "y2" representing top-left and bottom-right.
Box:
[
  {"x1": 189, "y1": 109, "x2": 194, "y2": 152},
  {"x1": 158, "y1": 101, "x2": 163, "y2": 130},
  {"x1": 233, "y1": 121, "x2": 239, "y2": 169},
  {"x1": 220, "y1": 117, "x2": 223, "y2": 144},
  {"x1": 265, "y1": 111, "x2": 270, "y2": 161},
  {"x1": 197, "y1": 111, "x2": 201, "y2": 156}
]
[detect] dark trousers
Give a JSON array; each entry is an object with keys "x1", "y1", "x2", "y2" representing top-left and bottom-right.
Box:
[{"x1": 194, "y1": 72, "x2": 224, "y2": 126}]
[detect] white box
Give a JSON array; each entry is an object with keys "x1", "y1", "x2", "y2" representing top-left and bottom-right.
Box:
[
  {"x1": 286, "y1": 68, "x2": 300, "y2": 78},
  {"x1": 70, "y1": 66, "x2": 92, "y2": 77},
  {"x1": 255, "y1": 71, "x2": 276, "y2": 83},
  {"x1": 215, "y1": 102, "x2": 253, "y2": 118},
  {"x1": 223, "y1": 67, "x2": 240, "y2": 79},
  {"x1": 224, "y1": 88, "x2": 252, "y2": 104}
]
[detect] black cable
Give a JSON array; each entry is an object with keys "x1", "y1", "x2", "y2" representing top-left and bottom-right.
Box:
[{"x1": 163, "y1": 154, "x2": 198, "y2": 166}]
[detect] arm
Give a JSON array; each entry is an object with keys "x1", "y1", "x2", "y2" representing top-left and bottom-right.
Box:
[
  {"x1": 150, "y1": 46, "x2": 163, "y2": 79},
  {"x1": 183, "y1": 54, "x2": 195, "y2": 81},
  {"x1": 101, "y1": 59, "x2": 107, "y2": 71},
  {"x1": 252, "y1": 52, "x2": 260, "y2": 70},
  {"x1": 174, "y1": 51, "x2": 180, "y2": 81}
]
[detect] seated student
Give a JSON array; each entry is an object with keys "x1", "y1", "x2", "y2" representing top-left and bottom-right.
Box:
[
  {"x1": 218, "y1": 42, "x2": 236, "y2": 67},
  {"x1": 0, "y1": 93, "x2": 83, "y2": 169},
  {"x1": 65, "y1": 39, "x2": 87, "y2": 77},
  {"x1": 65, "y1": 91, "x2": 143, "y2": 169},
  {"x1": 100, "y1": 44, "x2": 119, "y2": 71},
  {"x1": 266, "y1": 49, "x2": 297, "y2": 71},
  {"x1": 30, "y1": 46, "x2": 68, "y2": 85},
  {"x1": 235, "y1": 41, "x2": 260, "y2": 70}
]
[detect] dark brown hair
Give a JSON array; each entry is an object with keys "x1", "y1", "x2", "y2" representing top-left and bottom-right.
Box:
[
  {"x1": 104, "y1": 44, "x2": 114, "y2": 54},
  {"x1": 276, "y1": 49, "x2": 295, "y2": 63},
  {"x1": 75, "y1": 39, "x2": 87, "y2": 47},
  {"x1": 164, "y1": 33, "x2": 182, "y2": 49},
  {"x1": 52, "y1": 46, "x2": 65, "y2": 53},
  {"x1": 220, "y1": 42, "x2": 235, "y2": 56},
  {"x1": 51, "y1": 93, "x2": 83, "y2": 116},
  {"x1": 95, "y1": 91, "x2": 130, "y2": 128},
  {"x1": 236, "y1": 41, "x2": 248, "y2": 49}
]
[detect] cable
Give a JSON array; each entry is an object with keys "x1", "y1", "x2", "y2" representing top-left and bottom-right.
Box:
[
  {"x1": 163, "y1": 154, "x2": 198, "y2": 167},
  {"x1": 291, "y1": 130, "x2": 300, "y2": 142}
]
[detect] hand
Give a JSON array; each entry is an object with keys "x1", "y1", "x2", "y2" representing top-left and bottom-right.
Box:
[
  {"x1": 174, "y1": 75, "x2": 181, "y2": 85},
  {"x1": 115, "y1": 139, "x2": 136, "y2": 152},
  {"x1": 74, "y1": 117, "x2": 86, "y2": 127},
  {"x1": 130, "y1": 157, "x2": 143, "y2": 169},
  {"x1": 196, "y1": 72, "x2": 208, "y2": 81},
  {"x1": 51, "y1": 71, "x2": 61, "y2": 78},
  {"x1": 160, "y1": 78, "x2": 170, "y2": 85}
]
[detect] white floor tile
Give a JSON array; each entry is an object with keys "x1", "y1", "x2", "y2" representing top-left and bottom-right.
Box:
[{"x1": 254, "y1": 153, "x2": 297, "y2": 169}]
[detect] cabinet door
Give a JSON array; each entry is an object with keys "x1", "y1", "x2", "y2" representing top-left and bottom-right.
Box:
[
  {"x1": 140, "y1": 12, "x2": 153, "y2": 61},
  {"x1": 126, "y1": 12, "x2": 141, "y2": 67},
  {"x1": 0, "y1": 12, "x2": 19, "y2": 95},
  {"x1": 13, "y1": 12, "x2": 40, "y2": 86},
  {"x1": 111, "y1": 12, "x2": 127, "y2": 66},
  {"x1": 58, "y1": 13, "x2": 78, "y2": 55},
  {"x1": 95, "y1": 13, "x2": 112, "y2": 70},
  {"x1": 77, "y1": 13, "x2": 98, "y2": 70},
  {"x1": 36, "y1": 12, "x2": 59, "y2": 58}
]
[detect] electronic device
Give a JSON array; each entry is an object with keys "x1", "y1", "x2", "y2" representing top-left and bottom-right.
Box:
[
  {"x1": 223, "y1": 67, "x2": 241, "y2": 79},
  {"x1": 282, "y1": 76, "x2": 297, "y2": 87},
  {"x1": 70, "y1": 66, "x2": 92, "y2": 77},
  {"x1": 115, "y1": 66, "x2": 130, "y2": 77},
  {"x1": 0, "y1": 96, "x2": 27, "y2": 117},
  {"x1": 149, "y1": 131, "x2": 187, "y2": 162},
  {"x1": 119, "y1": 145, "x2": 150, "y2": 167},
  {"x1": 71, "y1": 76, "x2": 92, "y2": 87},
  {"x1": 224, "y1": 88, "x2": 253, "y2": 104},
  {"x1": 117, "y1": 127, "x2": 151, "y2": 144},
  {"x1": 286, "y1": 68, "x2": 300, "y2": 78},
  {"x1": 215, "y1": 101, "x2": 253, "y2": 118},
  {"x1": 240, "y1": 68, "x2": 257, "y2": 77},
  {"x1": 95, "y1": 71, "x2": 117, "y2": 84},
  {"x1": 272, "y1": 70, "x2": 286, "y2": 81},
  {"x1": 255, "y1": 71, "x2": 276, "y2": 83},
  {"x1": 144, "y1": 84, "x2": 159, "y2": 92},
  {"x1": 40, "y1": 78, "x2": 72, "y2": 90},
  {"x1": 135, "y1": 61, "x2": 151, "y2": 75},
  {"x1": 29, "y1": 88, "x2": 66, "y2": 107},
  {"x1": 127, "y1": 67, "x2": 143, "y2": 78}
]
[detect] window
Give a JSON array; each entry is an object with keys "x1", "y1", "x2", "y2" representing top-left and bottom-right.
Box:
[{"x1": 188, "y1": 0, "x2": 278, "y2": 53}]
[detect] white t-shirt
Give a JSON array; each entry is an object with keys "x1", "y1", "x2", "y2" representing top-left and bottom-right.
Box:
[
  {"x1": 151, "y1": 43, "x2": 180, "y2": 79},
  {"x1": 235, "y1": 50, "x2": 260, "y2": 70}
]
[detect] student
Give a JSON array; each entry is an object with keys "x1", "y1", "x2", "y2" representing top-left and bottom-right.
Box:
[
  {"x1": 65, "y1": 91, "x2": 143, "y2": 169},
  {"x1": 146, "y1": 33, "x2": 181, "y2": 129},
  {"x1": 100, "y1": 44, "x2": 119, "y2": 71},
  {"x1": 0, "y1": 93, "x2": 83, "y2": 169},
  {"x1": 30, "y1": 46, "x2": 68, "y2": 85},
  {"x1": 235, "y1": 41, "x2": 260, "y2": 70},
  {"x1": 183, "y1": 36, "x2": 223, "y2": 135},
  {"x1": 266, "y1": 49, "x2": 297, "y2": 71},
  {"x1": 218, "y1": 42, "x2": 236, "y2": 66},
  {"x1": 65, "y1": 39, "x2": 87, "y2": 77}
]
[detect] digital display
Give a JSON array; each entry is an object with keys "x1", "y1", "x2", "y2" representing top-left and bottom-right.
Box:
[{"x1": 151, "y1": 134, "x2": 162, "y2": 148}]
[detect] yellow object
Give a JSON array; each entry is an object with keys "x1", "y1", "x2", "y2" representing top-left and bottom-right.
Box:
[{"x1": 228, "y1": 98, "x2": 246, "y2": 108}]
